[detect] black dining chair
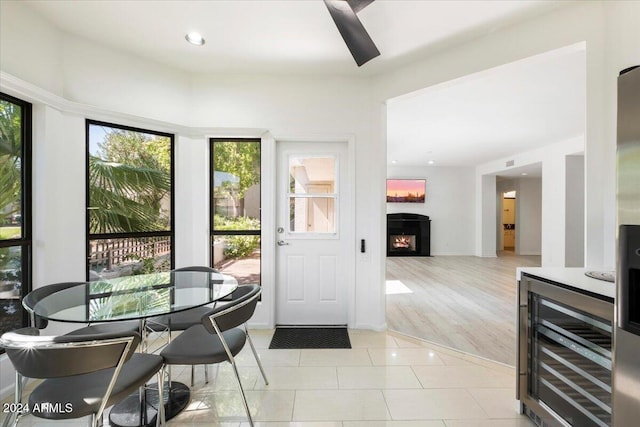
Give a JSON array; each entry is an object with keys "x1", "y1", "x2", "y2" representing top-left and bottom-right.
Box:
[
  {"x1": 22, "y1": 281, "x2": 139, "y2": 335},
  {"x1": 160, "y1": 284, "x2": 268, "y2": 427},
  {"x1": 147, "y1": 265, "x2": 222, "y2": 385},
  {"x1": 0, "y1": 329, "x2": 165, "y2": 427}
]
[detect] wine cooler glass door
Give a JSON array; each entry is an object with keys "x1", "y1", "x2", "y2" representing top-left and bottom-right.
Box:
[{"x1": 530, "y1": 294, "x2": 612, "y2": 427}]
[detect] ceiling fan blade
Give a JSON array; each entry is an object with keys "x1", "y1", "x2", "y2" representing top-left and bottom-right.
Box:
[
  {"x1": 324, "y1": 0, "x2": 380, "y2": 67},
  {"x1": 347, "y1": 0, "x2": 375, "y2": 13}
]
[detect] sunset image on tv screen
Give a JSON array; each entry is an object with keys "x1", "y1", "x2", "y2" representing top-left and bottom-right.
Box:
[{"x1": 386, "y1": 179, "x2": 425, "y2": 203}]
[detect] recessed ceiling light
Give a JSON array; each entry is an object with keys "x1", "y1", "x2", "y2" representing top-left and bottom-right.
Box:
[
  {"x1": 427, "y1": 160, "x2": 435, "y2": 165},
  {"x1": 185, "y1": 32, "x2": 205, "y2": 46},
  {"x1": 391, "y1": 160, "x2": 397, "y2": 164},
  {"x1": 521, "y1": 172, "x2": 528, "y2": 176}
]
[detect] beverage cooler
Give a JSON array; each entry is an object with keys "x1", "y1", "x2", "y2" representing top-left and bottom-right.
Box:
[{"x1": 518, "y1": 275, "x2": 614, "y2": 427}]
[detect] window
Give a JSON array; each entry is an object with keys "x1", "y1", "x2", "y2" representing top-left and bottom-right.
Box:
[
  {"x1": 0, "y1": 93, "x2": 31, "y2": 346},
  {"x1": 211, "y1": 139, "x2": 260, "y2": 285},
  {"x1": 288, "y1": 155, "x2": 337, "y2": 234},
  {"x1": 86, "y1": 120, "x2": 174, "y2": 283}
]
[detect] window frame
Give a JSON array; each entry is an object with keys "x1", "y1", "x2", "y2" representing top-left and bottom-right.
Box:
[
  {"x1": 0, "y1": 92, "x2": 32, "y2": 352},
  {"x1": 209, "y1": 138, "x2": 261, "y2": 283},
  {"x1": 85, "y1": 119, "x2": 175, "y2": 281}
]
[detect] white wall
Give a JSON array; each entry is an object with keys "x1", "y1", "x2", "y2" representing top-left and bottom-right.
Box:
[
  {"x1": 174, "y1": 136, "x2": 210, "y2": 269},
  {"x1": 0, "y1": 1, "x2": 63, "y2": 96},
  {"x1": 518, "y1": 178, "x2": 543, "y2": 256},
  {"x1": 386, "y1": 166, "x2": 475, "y2": 255},
  {"x1": 565, "y1": 155, "x2": 585, "y2": 266},
  {"x1": 479, "y1": 174, "x2": 497, "y2": 257},
  {"x1": 32, "y1": 106, "x2": 87, "y2": 287}
]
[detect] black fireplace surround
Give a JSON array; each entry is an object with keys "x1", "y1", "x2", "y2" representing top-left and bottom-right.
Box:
[{"x1": 387, "y1": 213, "x2": 431, "y2": 257}]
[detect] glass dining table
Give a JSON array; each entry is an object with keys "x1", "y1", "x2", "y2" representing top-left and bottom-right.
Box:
[{"x1": 24, "y1": 269, "x2": 238, "y2": 427}]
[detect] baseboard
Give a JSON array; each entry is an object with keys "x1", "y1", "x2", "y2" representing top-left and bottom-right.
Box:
[
  {"x1": 247, "y1": 320, "x2": 271, "y2": 329},
  {"x1": 479, "y1": 254, "x2": 498, "y2": 258},
  {"x1": 353, "y1": 322, "x2": 387, "y2": 331},
  {"x1": 518, "y1": 251, "x2": 541, "y2": 256},
  {"x1": 430, "y1": 252, "x2": 476, "y2": 256}
]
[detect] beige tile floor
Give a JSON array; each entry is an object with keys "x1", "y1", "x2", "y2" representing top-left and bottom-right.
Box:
[{"x1": 4, "y1": 329, "x2": 536, "y2": 427}]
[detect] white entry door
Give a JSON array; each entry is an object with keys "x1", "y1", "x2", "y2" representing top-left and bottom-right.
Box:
[{"x1": 275, "y1": 141, "x2": 350, "y2": 325}]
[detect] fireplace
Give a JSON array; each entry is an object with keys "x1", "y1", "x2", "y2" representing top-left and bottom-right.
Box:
[{"x1": 387, "y1": 213, "x2": 431, "y2": 257}]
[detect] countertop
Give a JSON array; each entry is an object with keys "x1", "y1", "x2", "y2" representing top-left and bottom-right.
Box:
[{"x1": 517, "y1": 267, "x2": 616, "y2": 300}]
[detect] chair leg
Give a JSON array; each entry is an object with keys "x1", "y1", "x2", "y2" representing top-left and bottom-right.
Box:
[
  {"x1": 166, "y1": 329, "x2": 173, "y2": 386},
  {"x1": 245, "y1": 325, "x2": 269, "y2": 385},
  {"x1": 229, "y1": 358, "x2": 253, "y2": 427},
  {"x1": 204, "y1": 364, "x2": 209, "y2": 384},
  {"x1": 2, "y1": 372, "x2": 22, "y2": 427},
  {"x1": 89, "y1": 412, "x2": 103, "y2": 427},
  {"x1": 213, "y1": 319, "x2": 254, "y2": 426},
  {"x1": 156, "y1": 368, "x2": 166, "y2": 427},
  {"x1": 190, "y1": 365, "x2": 195, "y2": 387},
  {"x1": 1, "y1": 411, "x2": 15, "y2": 427}
]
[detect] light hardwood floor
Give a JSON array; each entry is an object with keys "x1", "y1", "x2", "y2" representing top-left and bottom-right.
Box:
[{"x1": 386, "y1": 252, "x2": 541, "y2": 366}]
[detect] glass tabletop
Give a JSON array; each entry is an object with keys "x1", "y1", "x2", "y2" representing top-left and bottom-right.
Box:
[{"x1": 25, "y1": 270, "x2": 238, "y2": 323}]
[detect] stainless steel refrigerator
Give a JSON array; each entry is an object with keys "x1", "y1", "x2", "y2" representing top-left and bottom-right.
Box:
[{"x1": 614, "y1": 65, "x2": 640, "y2": 426}]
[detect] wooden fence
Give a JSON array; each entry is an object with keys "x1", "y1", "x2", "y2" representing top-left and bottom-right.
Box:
[{"x1": 90, "y1": 236, "x2": 171, "y2": 271}]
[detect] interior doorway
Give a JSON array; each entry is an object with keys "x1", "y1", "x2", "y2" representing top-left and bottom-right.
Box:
[
  {"x1": 384, "y1": 45, "x2": 584, "y2": 365},
  {"x1": 502, "y1": 191, "x2": 516, "y2": 251}
]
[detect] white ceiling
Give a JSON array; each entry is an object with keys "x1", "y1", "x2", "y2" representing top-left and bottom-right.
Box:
[
  {"x1": 387, "y1": 45, "x2": 586, "y2": 168},
  {"x1": 21, "y1": 0, "x2": 580, "y2": 172},
  {"x1": 23, "y1": 0, "x2": 561, "y2": 76}
]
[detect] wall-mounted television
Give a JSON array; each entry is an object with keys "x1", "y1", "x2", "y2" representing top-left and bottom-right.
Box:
[{"x1": 386, "y1": 179, "x2": 426, "y2": 203}]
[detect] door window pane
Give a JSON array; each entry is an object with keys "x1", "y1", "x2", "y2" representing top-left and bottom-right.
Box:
[
  {"x1": 289, "y1": 156, "x2": 335, "y2": 194},
  {"x1": 288, "y1": 155, "x2": 337, "y2": 234},
  {"x1": 289, "y1": 197, "x2": 336, "y2": 233}
]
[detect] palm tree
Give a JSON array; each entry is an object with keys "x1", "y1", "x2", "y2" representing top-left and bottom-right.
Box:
[
  {"x1": 0, "y1": 100, "x2": 22, "y2": 226},
  {"x1": 88, "y1": 155, "x2": 171, "y2": 234}
]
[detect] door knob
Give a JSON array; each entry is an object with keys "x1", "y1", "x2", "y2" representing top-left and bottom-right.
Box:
[{"x1": 277, "y1": 240, "x2": 290, "y2": 246}]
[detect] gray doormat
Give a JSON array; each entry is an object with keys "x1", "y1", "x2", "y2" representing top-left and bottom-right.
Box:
[{"x1": 269, "y1": 327, "x2": 351, "y2": 349}]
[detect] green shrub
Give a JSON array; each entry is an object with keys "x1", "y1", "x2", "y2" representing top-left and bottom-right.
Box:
[
  {"x1": 214, "y1": 215, "x2": 260, "y2": 259},
  {"x1": 214, "y1": 214, "x2": 260, "y2": 231},
  {"x1": 222, "y1": 235, "x2": 260, "y2": 258}
]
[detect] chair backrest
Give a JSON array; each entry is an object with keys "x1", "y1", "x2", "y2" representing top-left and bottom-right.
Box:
[
  {"x1": 23, "y1": 282, "x2": 87, "y2": 329},
  {"x1": 0, "y1": 329, "x2": 140, "y2": 379},
  {"x1": 174, "y1": 266, "x2": 219, "y2": 273},
  {"x1": 201, "y1": 284, "x2": 261, "y2": 334}
]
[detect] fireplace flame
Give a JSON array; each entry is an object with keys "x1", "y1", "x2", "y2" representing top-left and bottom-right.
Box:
[{"x1": 393, "y1": 235, "x2": 411, "y2": 249}]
